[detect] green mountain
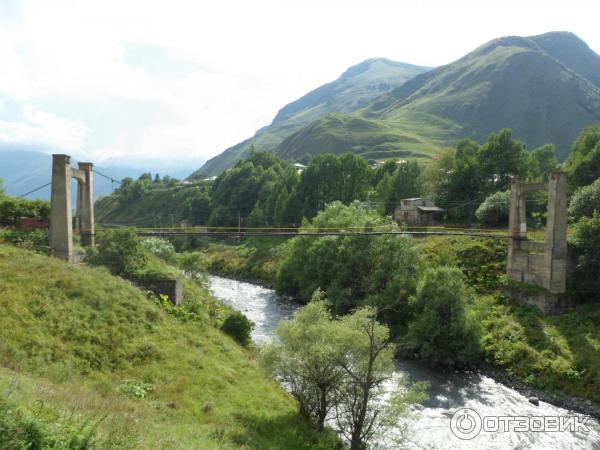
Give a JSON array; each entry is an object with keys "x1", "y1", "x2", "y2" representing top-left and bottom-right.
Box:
[
  {"x1": 192, "y1": 59, "x2": 429, "y2": 177},
  {"x1": 279, "y1": 32, "x2": 600, "y2": 162}
]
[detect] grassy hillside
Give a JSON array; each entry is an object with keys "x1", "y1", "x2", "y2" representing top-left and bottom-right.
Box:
[
  {"x1": 193, "y1": 59, "x2": 429, "y2": 177},
  {"x1": 276, "y1": 111, "x2": 459, "y2": 162},
  {"x1": 0, "y1": 244, "x2": 339, "y2": 449}
]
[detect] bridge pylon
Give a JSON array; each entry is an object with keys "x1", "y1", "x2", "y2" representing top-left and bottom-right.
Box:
[
  {"x1": 49, "y1": 154, "x2": 95, "y2": 262},
  {"x1": 506, "y1": 172, "x2": 568, "y2": 312}
]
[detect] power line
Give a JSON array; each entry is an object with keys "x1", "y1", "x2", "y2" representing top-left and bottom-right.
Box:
[
  {"x1": 92, "y1": 169, "x2": 122, "y2": 185},
  {"x1": 18, "y1": 182, "x2": 51, "y2": 198}
]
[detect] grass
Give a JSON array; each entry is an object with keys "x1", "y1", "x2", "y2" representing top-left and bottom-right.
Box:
[
  {"x1": 0, "y1": 243, "x2": 340, "y2": 449},
  {"x1": 203, "y1": 237, "x2": 289, "y2": 284}
]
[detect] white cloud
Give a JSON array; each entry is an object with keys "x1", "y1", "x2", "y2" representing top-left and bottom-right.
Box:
[
  {"x1": 0, "y1": 0, "x2": 598, "y2": 172},
  {"x1": 0, "y1": 105, "x2": 89, "y2": 151}
]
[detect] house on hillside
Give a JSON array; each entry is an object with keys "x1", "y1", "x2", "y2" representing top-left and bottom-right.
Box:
[{"x1": 394, "y1": 198, "x2": 444, "y2": 226}]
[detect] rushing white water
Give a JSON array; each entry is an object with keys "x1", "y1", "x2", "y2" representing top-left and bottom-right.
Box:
[{"x1": 208, "y1": 275, "x2": 600, "y2": 449}]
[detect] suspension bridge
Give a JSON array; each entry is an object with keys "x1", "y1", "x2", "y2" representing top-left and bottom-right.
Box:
[{"x1": 14, "y1": 154, "x2": 570, "y2": 313}]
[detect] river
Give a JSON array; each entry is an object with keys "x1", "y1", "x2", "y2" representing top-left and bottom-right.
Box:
[{"x1": 208, "y1": 275, "x2": 600, "y2": 449}]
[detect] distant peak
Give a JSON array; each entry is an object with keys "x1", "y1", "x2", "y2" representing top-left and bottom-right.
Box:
[{"x1": 339, "y1": 58, "x2": 423, "y2": 80}]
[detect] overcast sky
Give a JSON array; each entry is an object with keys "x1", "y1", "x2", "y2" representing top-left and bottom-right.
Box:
[{"x1": 0, "y1": 0, "x2": 598, "y2": 170}]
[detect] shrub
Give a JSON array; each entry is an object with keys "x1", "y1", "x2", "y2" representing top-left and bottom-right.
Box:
[
  {"x1": 565, "y1": 125, "x2": 600, "y2": 190},
  {"x1": 118, "y1": 379, "x2": 154, "y2": 399},
  {"x1": 0, "y1": 397, "x2": 99, "y2": 449},
  {"x1": 569, "y1": 212, "x2": 600, "y2": 302},
  {"x1": 475, "y1": 190, "x2": 509, "y2": 226},
  {"x1": 177, "y1": 251, "x2": 208, "y2": 283},
  {"x1": 568, "y1": 178, "x2": 600, "y2": 222},
  {"x1": 87, "y1": 229, "x2": 146, "y2": 277},
  {"x1": 221, "y1": 311, "x2": 254, "y2": 346},
  {"x1": 0, "y1": 229, "x2": 48, "y2": 251},
  {"x1": 407, "y1": 267, "x2": 481, "y2": 367},
  {"x1": 0, "y1": 197, "x2": 50, "y2": 225},
  {"x1": 140, "y1": 237, "x2": 176, "y2": 263}
]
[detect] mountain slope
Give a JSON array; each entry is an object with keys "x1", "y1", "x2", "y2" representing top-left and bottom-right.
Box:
[
  {"x1": 193, "y1": 59, "x2": 429, "y2": 177},
  {"x1": 250, "y1": 31, "x2": 600, "y2": 164},
  {"x1": 365, "y1": 31, "x2": 600, "y2": 159}
]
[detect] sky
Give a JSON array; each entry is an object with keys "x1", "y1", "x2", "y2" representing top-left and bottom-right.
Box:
[{"x1": 0, "y1": 0, "x2": 599, "y2": 173}]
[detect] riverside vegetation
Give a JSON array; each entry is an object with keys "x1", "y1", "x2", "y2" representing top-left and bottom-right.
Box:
[{"x1": 158, "y1": 127, "x2": 600, "y2": 406}]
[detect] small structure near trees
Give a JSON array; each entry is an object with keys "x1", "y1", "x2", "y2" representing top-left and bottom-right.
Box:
[{"x1": 394, "y1": 198, "x2": 444, "y2": 226}]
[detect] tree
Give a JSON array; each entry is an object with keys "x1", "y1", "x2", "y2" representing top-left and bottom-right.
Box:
[
  {"x1": 276, "y1": 202, "x2": 420, "y2": 329},
  {"x1": 565, "y1": 126, "x2": 600, "y2": 190},
  {"x1": 262, "y1": 296, "x2": 427, "y2": 448},
  {"x1": 262, "y1": 291, "x2": 346, "y2": 430},
  {"x1": 529, "y1": 144, "x2": 559, "y2": 181},
  {"x1": 477, "y1": 129, "x2": 528, "y2": 194},
  {"x1": 87, "y1": 229, "x2": 146, "y2": 277},
  {"x1": 569, "y1": 212, "x2": 600, "y2": 303},
  {"x1": 339, "y1": 153, "x2": 371, "y2": 204},
  {"x1": 376, "y1": 161, "x2": 421, "y2": 215},
  {"x1": 568, "y1": 178, "x2": 600, "y2": 222},
  {"x1": 407, "y1": 267, "x2": 480, "y2": 367},
  {"x1": 335, "y1": 306, "x2": 428, "y2": 450},
  {"x1": 475, "y1": 191, "x2": 509, "y2": 226}
]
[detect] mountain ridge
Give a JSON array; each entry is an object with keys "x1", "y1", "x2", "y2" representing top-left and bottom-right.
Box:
[
  {"x1": 275, "y1": 31, "x2": 600, "y2": 163},
  {"x1": 192, "y1": 58, "x2": 430, "y2": 177},
  {"x1": 192, "y1": 31, "x2": 600, "y2": 177}
]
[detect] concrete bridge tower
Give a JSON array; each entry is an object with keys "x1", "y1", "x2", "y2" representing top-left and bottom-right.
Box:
[
  {"x1": 49, "y1": 154, "x2": 95, "y2": 261},
  {"x1": 506, "y1": 172, "x2": 568, "y2": 312}
]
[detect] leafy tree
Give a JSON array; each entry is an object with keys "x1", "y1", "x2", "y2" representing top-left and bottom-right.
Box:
[
  {"x1": 339, "y1": 153, "x2": 371, "y2": 204},
  {"x1": 336, "y1": 306, "x2": 428, "y2": 450},
  {"x1": 475, "y1": 191, "x2": 509, "y2": 226},
  {"x1": 372, "y1": 159, "x2": 397, "y2": 186},
  {"x1": 221, "y1": 311, "x2": 254, "y2": 346},
  {"x1": 478, "y1": 129, "x2": 529, "y2": 194},
  {"x1": 87, "y1": 229, "x2": 146, "y2": 277},
  {"x1": 262, "y1": 290, "x2": 345, "y2": 430},
  {"x1": 568, "y1": 178, "x2": 600, "y2": 222},
  {"x1": 529, "y1": 144, "x2": 559, "y2": 181},
  {"x1": 183, "y1": 188, "x2": 211, "y2": 225},
  {"x1": 407, "y1": 267, "x2": 480, "y2": 367},
  {"x1": 565, "y1": 126, "x2": 600, "y2": 190},
  {"x1": 569, "y1": 212, "x2": 600, "y2": 302},
  {"x1": 376, "y1": 161, "x2": 422, "y2": 215},
  {"x1": 276, "y1": 203, "x2": 419, "y2": 332},
  {"x1": 297, "y1": 153, "x2": 343, "y2": 218},
  {"x1": 262, "y1": 296, "x2": 427, "y2": 447}
]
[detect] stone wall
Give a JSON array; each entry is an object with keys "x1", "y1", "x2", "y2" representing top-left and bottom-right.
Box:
[{"x1": 131, "y1": 278, "x2": 183, "y2": 306}]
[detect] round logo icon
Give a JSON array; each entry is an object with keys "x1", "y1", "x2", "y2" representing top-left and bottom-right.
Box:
[{"x1": 450, "y1": 408, "x2": 482, "y2": 440}]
